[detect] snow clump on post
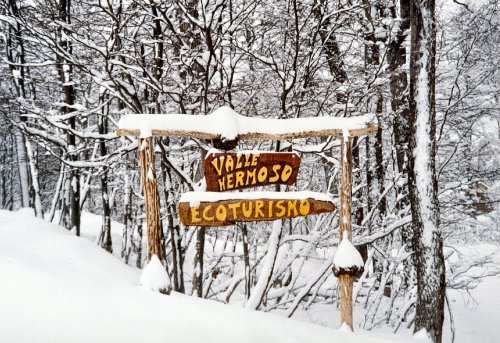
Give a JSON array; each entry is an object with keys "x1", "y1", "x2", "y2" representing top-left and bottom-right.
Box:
[
  {"x1": 332, "y1": 236, "x2": 364, "y2": 278},
  {"x1": 139, "y1": 255, "x2": 170, "y2": 294}
]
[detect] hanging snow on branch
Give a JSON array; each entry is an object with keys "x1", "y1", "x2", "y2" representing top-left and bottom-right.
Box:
[{"x1": 116, "y1": 106, "x2": 378, "y2": 141}]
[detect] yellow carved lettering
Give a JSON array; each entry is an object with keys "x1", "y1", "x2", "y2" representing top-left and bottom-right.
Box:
[
  {"x1": 235, "y1": 171, "x2": 245, "y2": 188},
  {"x1": 269, "y1": 164, "x2": 281, "y2": 182},
  {"x1": 287, "y1": 200, "x2": 298, "y2": 217},
  {"x1": 257, "y1": 166, "x2": 267, "y2": 183},
  {"x1": 246, "y1": 169, "x2": 257, "y2": 185},
  {"x1": 242, "y1": 201, "x2": 253, "y2": 218},
  {"x1": 215, "y1": 205, "x2": 227, "y2": 222},
  {"x1": 299, "y1": 200, "x2": 310, "y2": 216},
  {"x1": 251, "y1": 154, "x2": 259, "y2": 166},
  {"x1": 217, "y1": 178, "x2": 226, "y2": 192},
  {"x1": 210, "y1": 156, "x2": 224, "y2": 176},
  {"x1": 281, "y1": 164, "x2": 293, "y2": 182},
  {"x1": 244, "y1": 154, "x2": 251, "y2": 168},
  {"x1": 225, "y1": 155, "x2": 234, "y2": 173},
  {"x1": 236, "y1": 154, "x2": 243, "y2": 169},
  {"x1": 191, "y1": 207, "x2": 201, "y2": 223},
  {"x1": 276, "y1": 200, "x2": 286, "y2": 217},
  {"x1": 202, "y1": 205, "x2": 214, "y2": 221},
  {"x1": 226, "y1": 173, "x2": 234, "y2": 190},
  {"x1": 228, "y1": 202, "x2": 240, "y2": 219},
  {"x1": 254, "y1": 200, "x2": 264, "y2": 218}
]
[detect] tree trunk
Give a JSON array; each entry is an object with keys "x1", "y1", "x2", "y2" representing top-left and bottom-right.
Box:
[
  {"x1": 192, "y1": 227, "x2": 205, "y2": 297},
  {"x1": 25, "y1": 140, "x2": 43, "y2": 218},
  {"x1": 58, "y1": 0, "x2": 80, "y2": 235},
  {"x1": 241, "y1": 224, "x2": 251, "y2": 299},
  {"x1": 7, "y1": 0, "x2": 32, "y2": 210},
  {"x1": 246, "y1": 219, "x2": 283, "y2": 310},
  {"x1": 192, "y1": 150, "x2": 207, "y2": 297},
  {"x1": 408, "y1": 1, "x2": 445, "y2": 342},
  {"x1": 98, "y1": 106, "x2": 112, "y2": 253},
  {"x1": 389, "y1": 0, "x2": 411, "y2": 209}
]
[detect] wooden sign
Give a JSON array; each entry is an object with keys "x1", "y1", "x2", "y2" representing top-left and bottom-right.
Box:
[
  {"x1": 178, "y1": 192, "x2": 335, "y2": 227},
  {"x1": 204, "y1": 151, "x2": 301, "y2": 192}
]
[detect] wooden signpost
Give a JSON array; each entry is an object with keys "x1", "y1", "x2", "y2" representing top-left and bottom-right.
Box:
[
  {"x1": 179, "y1": 194, "x2": 335, "y2": 226},
  {"x1": 204, "y1": 151, "x2": 301, "y2": 192},
  {"x1": 116, "y1": 106, "x2": 378, "y2": 331}
]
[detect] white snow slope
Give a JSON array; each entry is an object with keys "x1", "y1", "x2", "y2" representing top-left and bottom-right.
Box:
[{"x1": 0, "y1": 209, "x2": 421, "y2": 343}]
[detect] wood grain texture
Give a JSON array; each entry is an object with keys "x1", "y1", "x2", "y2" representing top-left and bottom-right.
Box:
[
  {"x1": 339, "y1": 273, "x2": 354, "y2": 330},
  {"x1": 116, "y1": 124, "x2": 379, "y2": 140},
  {"x1": 139, "y1": 137, "x2": 164, "y2": 262},
  {"x1": 179, "y1": 197, "x2": 335, "y2": 227},
  {"x1": 204, "y1": 152, "x2": 301, "y2": 192},
  {"x1": 338, "y1": 136, "x2": 354, "y2": 330}
]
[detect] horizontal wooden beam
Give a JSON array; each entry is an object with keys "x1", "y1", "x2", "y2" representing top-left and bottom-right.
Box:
[
  {"x1": 116, "y1": 124, "x2": 378, "y2": 140},
  {"x1": 115, "y1": 106, "x2": 379, "y2": 140}
]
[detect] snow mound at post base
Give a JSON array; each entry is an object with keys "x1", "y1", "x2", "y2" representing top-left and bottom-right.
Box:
[
  {"x1": 0, "y1": 209, "x2": 418, "y2": 343},
  {"x1": 139, "y1": 254, "x2": 170, "y2": 292}
]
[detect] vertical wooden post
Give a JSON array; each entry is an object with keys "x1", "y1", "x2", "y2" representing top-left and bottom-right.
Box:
[
  {"x1": 139, "y1": 137, "x2": 164, "y2": 262},
  {"x1": 339, "y1": 136, "x2": 354, "y2": 329}
]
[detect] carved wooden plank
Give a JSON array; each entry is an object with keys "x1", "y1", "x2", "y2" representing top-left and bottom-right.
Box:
[
  {"x1": 178, "y1": 193, "x2": 335, "y2": 227},
  {"x1": 204, "y1": 151, "x2": 301, "y2": 192}
]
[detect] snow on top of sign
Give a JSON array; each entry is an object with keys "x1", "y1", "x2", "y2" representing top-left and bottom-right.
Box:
[
  {"x1": 333, "y1": 235, "x2": 364, "y2": 269},
  {"x1": 180, "y1": 191, "x2": 334, "y2": 207},
  {"x1": 206, "y1": 149, "x2": 300, "y2": 158},
  {"x1": 117, "y1": 106, "x2": 375, "y2": 140}
]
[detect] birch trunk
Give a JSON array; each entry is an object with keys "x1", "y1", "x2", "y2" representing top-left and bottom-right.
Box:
[
  {"x1": 25, "y1": 139, "x2": 43, "y2": 218},
  {"x1": 15, "y1": 131, "x2": 30, "y2": 208},
  {"x1": 245, "y1": 219, "x2": 283, "y2": 310}
]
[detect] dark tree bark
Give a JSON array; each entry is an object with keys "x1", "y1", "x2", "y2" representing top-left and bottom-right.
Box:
[
  {"x1": 192, "y1": 150, "x2": 207, "y2": 297},
  {"x1": 241, "y1": 224, "x2": 251, "y2": 299},
  {"x1": 408, "y1": 1, "x2": 446, "y2": 342},
  {"x1": 97, "y1": 100, "x2": 112, "y2": 253},
  {"x1": 389, "y1": 0, "x2": 411, "y2": 208},
  {"x1": 313, "y1": 0, "x2": 347, "y2": 84},
  {"x1": 57, "y1": 0, "x2": 80, "y2": 235}
]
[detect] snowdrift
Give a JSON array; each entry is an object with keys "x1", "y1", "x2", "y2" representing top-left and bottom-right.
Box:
[{"x1": 0, "y1": 209, "x2": 419, "y2": 343}]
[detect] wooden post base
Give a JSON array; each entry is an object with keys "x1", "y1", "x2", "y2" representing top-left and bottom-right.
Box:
[
  {"x1": 139, "y1": 137, "x2": 164, "y2": 262},
  {"x1": 339, "y1": 273, "x2": 354, "y2": 330}
]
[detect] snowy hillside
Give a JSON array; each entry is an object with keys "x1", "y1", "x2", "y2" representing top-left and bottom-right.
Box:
[{"x1": 0, "y1": 209, "x2": 420, "y2": 343}]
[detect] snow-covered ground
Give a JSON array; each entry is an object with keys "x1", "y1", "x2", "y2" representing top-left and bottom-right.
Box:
[
  {"x1": 444, "y1": 244, "x2": 500, "y2": 343},
  {"x1": 0, "y1": 209, "x2": 421, "y2": 343}
]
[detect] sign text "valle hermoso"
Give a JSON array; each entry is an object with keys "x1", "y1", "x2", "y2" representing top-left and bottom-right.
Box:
[{"x1": 204, "y1": 152, "x2": 300, "y2": 192}]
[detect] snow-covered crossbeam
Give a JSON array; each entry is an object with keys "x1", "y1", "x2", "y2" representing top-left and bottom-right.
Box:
[
  {"x1": 116, "y1": 106, "x2": 377, "y2": 141},
  {"x1": 178, "y1": 191, "x2": 336, "y2": 227}
]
